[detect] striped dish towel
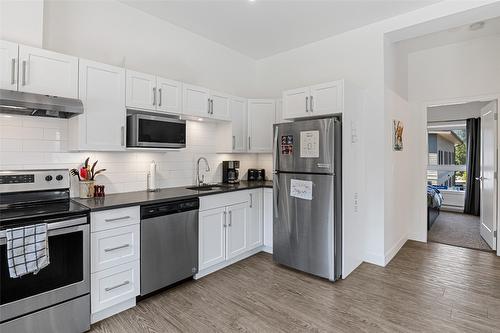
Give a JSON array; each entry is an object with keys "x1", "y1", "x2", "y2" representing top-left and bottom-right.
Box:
[{"x1": 6, "y1": 223, "x2": 50, "y2": 278}]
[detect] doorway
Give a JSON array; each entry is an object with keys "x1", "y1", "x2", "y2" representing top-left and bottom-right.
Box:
[{"x1": 426, "y1": 100, "x2": 497, "y2": 251}]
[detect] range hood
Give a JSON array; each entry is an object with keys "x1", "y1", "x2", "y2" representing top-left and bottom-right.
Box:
[{"x1": 0, "y1": 89, "x2": 83, "y2": 118}]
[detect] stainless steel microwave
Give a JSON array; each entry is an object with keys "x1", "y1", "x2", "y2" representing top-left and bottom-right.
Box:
[{"x1": 126, "y1": 113, "x2": 186, "y2": 149}]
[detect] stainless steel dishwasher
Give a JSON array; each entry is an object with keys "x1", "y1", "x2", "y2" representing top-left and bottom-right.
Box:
[{"x1": 140, "y1": 198, "x2": 199, "y2": 296}]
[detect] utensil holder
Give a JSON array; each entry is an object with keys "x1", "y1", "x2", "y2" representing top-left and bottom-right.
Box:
[{"x1": 79, "y1": 180, "x2": 95, "y2": 198}]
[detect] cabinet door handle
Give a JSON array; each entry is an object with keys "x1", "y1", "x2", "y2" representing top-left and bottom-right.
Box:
[
  {"x1": 310, "y1": 96, "x2": 313, "y2": 112},
  {"x1": 105, "y1": 215, "x2": 130, "y2": 222},
  {"x1": 22, "y1": 60, "x2": 27, "y2": 86},
  {"x1": 305, "y1": 96, "x2": 309, "y2": 112},
  {"x1": 223, "y1": 211, "x2": 227, "y2": 227},
  {"x1": 249, "y1": 193, "x2": 253, "y2": 208},
  {"x1": 11, "y1": 58, "x2": 16, "y2": 85},
  {"x1": 153, "y1": 87, "x2": 157, "y2": 106},
  {"x1": 232, "y1": 136, "x2": 235, "y2": 150},
  {"x1": 208, "y1": 98, "x2": 211, "y2": 114},
  {"x1": 104, "y1": 244, "x2": 130, "y2": 252},
  {"x1": 121, "y1": 126, "x2": 125, "y2": 146},
  {"x1": 105, "y1": 280, "x2": 130, "y2": 292},
  {"x1": 248, "y1": 137, "x2": 251, "y2": 150},
  {"x1": 210, "y1": 99, "x2": 214, "y2": 114},
  {"x1": 228, "y1": 211, "x2": 232, "y2": 227},
  {"x1": 158, "y1": 88, "x2": 162, "y2": 107}
]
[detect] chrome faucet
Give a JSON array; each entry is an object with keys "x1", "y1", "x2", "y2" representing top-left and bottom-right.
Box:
[{"x1": 196, "y1": 157, "x2": 211, "y2": 186}]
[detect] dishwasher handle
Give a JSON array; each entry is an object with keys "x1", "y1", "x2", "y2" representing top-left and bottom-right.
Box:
[{"x1": 141, "y1": 198, "x2": 200, "y2": 219}]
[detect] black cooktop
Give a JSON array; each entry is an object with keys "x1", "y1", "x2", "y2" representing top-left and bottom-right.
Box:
[
  {"x1": 0, "y1": 200, "x2": 89, "y2": 227},
  {"x1": 0, "y1": 188, "x2": 90, "y2": 229}
]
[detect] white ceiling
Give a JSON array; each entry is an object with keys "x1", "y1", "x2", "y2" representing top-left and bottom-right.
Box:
[{"x1": 120, "y1": 0, "x2": 438, "y2": 59}]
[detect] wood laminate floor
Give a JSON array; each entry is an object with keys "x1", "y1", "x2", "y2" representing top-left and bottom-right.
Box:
[{"x1": 90, "y1": 241, "x2": 500, "y2": 333}]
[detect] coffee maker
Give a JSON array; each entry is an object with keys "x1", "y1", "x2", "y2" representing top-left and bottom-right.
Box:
[{"x1": 222, "y1": 161, "x2": 240, "y2": 184}]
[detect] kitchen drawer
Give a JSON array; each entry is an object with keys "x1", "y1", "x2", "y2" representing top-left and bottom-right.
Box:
[
  {"x1": 91, "y1": 206, "x2": 140, "y2": 232},
  {"x1": 91, "y1": 224, "x2": 140, "y2": 273},
  {"x1": 199, "y1": 190, "x2": 251, "y2": 211},
  {"x1": 91, "y1": 260, "x2": 140, "y2": 313}
]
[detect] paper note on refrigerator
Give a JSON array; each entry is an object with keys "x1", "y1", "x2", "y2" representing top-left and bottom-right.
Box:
[
  {"x1": 290, "y1": 179, "x2": 313, "y2": 200},
  {"x1": 300, "y1": 131, "x2": 319, "y2": 158}
]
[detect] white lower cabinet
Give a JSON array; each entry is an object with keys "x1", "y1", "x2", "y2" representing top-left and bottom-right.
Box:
[
  {"x1": 199, "y1": 207, "x2": 227, "y2": 270},
  {"x1": 226, "y1": 202, "x2": 248, "y2": 259},
  {"x1": 197, "y1": 189, "x2": 263, "y2": 278},
  {"x1": 263, "y1": 188, "x2": 273, "y2": 253},
  {"x1": 90, "y1": 206, "x2": 140, "y2": 324},
  {"x1": 247, "y1": 189, "x2": 263, "y2": 250}
]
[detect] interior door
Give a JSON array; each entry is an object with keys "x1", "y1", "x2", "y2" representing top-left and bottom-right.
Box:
[
  {"x1": 78, "y1": 60, "x2": 126, "y2": 151},
  {"x1": 198, "y1": 207, "x2": 226, "y2": 270},
  {"x1": 0, "y1": 40, "x2": 18, "y2": 90},
  {"x1": 226, "y1": 203, "x2": 248, "y2": 259},
  {"x1": 310, "y1": 81, "x2": 343, "y2": 116},
  {"x1": 18, "y1": 45, "x2": 78, "y2": 98},
  {"x1": 480, "y1": 101, "x2": 497, "y2": 250},
  {"x1": 182, "y1": 83, "x2": 210, "y2": 118},
  {"x1": 125, "y1": 70, "x2": 156, "y2": 111},
  {"x1": 229, "y1": 97, "x2": 247, "y2": 152},
  {"x1": 283, "y1": 87, "x2": 310, "y2": 119},
  {"x1": 211, "y1": 91, "x2": 231, "y2": 121},
  {"x1": 156, "y1": 77, "x2": 182, "y2": 115}
]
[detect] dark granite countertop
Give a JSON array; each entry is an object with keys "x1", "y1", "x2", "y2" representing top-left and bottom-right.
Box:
[{"x1": 72, "y1": 180, "x2": 273, "y2": 212}]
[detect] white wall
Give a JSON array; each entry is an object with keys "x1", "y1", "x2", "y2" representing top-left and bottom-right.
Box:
[
  {"x1": 407, "y1": 34, "x2": 500, "y2": 242},
  {"x1": 0, "y1": 0, "x2": 44, "y2": 47},
  {"x1": 0, "y1": 114, "x2": 259, "y2": 196},
  {"x1": 42, "y1": 0, "x2": 257, "y2": 97}
]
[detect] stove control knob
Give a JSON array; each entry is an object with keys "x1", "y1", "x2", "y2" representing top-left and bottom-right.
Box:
[
  {"x1": 56, "y1": 175, "x2": 63, "y2": 181},
  {"x1": 45, "y1": 175, "x2": 53, "y2": 181}
]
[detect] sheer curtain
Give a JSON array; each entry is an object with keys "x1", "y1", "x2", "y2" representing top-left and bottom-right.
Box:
[{"x1": 463, "y1": 118, "x2": 481, "y2": 216}]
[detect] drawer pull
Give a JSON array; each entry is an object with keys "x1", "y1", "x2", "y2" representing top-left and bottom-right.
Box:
[
  {"x1": 105, "y1": 280, "x2": 130, "y2": 292},
  {"x1": 104, "y1": 216, "x2": 130, "y2": 222},
  {"x1": 104, "y1": 244, "x2": 130, "y2": 252}
]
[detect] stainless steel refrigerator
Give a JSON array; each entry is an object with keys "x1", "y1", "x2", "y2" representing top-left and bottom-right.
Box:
[{"x1": 273, "y1": 117, "x2": 342, "y2": 281}]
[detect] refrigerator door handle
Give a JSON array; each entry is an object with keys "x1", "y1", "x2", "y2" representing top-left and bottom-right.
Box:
[{"x1": 273, "y1": 125, "x2": 279, "y2": 173}]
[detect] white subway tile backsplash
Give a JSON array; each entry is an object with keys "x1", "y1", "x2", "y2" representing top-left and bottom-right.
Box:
[{"x1": 0, "y1": 115, "x2": 265, "y2": 196}]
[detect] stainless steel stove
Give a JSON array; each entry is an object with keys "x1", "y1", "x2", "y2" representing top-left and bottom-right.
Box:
[{"x1": 0, "y1": 170, "x2": 90, "y2": 333}]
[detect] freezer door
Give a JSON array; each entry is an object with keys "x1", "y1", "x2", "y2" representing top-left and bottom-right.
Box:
[
  {"x1": 273, "y1": 118, "x2": 336, "y2": 174},
  {"x1": 273, "y1": 172, "x2": 339, "y2": 280}
]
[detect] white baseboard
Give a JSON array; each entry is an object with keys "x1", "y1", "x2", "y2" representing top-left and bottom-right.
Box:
[
  {"x1": 384, "y1": 234, "x2": 408, "y2": 266},
  {"x1": 194, "y1": 246, "x2": 263, "y2": 279},
  {"x1": 261, "y1": 245, "x2": 273, "y2": 254},
  {"x1": 91, "y1": 297, "x2": 136, "y2": 324},
  {"x1": 364, "y1": 252, "x2": 385, "y2": 267}
]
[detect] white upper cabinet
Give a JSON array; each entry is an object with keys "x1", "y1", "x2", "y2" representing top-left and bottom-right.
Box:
[
  {"x1": 18, "y1": 45, "x2": 78, "y2": 98},
  {"x1": 126, "y1": 70, "x2": 156, "y2": 111},
  {"x1": 183, "y1": 83, "x2": 210, "y2": 118},
  {"x1": 210, "y1": 90, "x2": 230, "y2": 121},
  {"x1": 230, "y1": 97, "x2": 247, "y2": 152},
  {"x1": 248, "y1": 99, "x2": 275, "y2": 153},
  {"x1": 0, "y1": 40, "x2": 18, "y2": 90},
  {"x1": 69, "y1": 59, "x2": 126, "y2": 151},
  {"x1": 156, "y1": 77, "x2": 182, "y2": 115},
  {"x1": 310, "y1": 81, "x2": 343, "y2": 116},
  {"x1": 283, "y1": 80, "x2": 344, "y2": 119},
  {"x1": 274, "y1": 98, "x2": 291, "y2": 124},
  {"x1": 283, "y1": 87, "x2": 310, "y2": 119}
]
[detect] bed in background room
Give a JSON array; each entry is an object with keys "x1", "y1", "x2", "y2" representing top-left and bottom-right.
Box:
[{"x1": 427, "y1": 185, "x2": 443, "y2": 230}]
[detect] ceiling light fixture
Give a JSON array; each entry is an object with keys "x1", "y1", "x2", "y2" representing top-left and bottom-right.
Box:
[{"x1": 469, "y1": 21, "x2": 485, "y2": 31}]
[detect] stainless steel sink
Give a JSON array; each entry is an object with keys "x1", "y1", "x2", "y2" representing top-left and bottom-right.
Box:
[{"x1": 185, "y1": 184, "x2": 229, "y2": 191}]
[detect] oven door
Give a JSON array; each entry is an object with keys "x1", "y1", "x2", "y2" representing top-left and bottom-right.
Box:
[
  {"x1": 0, "y1": 216, "x2": 89, "y2": 323},
  {"x1": 127, "y1": 113, "x2": 186, "y2": 148}
]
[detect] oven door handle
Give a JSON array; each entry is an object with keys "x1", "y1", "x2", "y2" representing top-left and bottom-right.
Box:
[{"x1": 0, "y1": 216, "x2": 88, "y2": 244}]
